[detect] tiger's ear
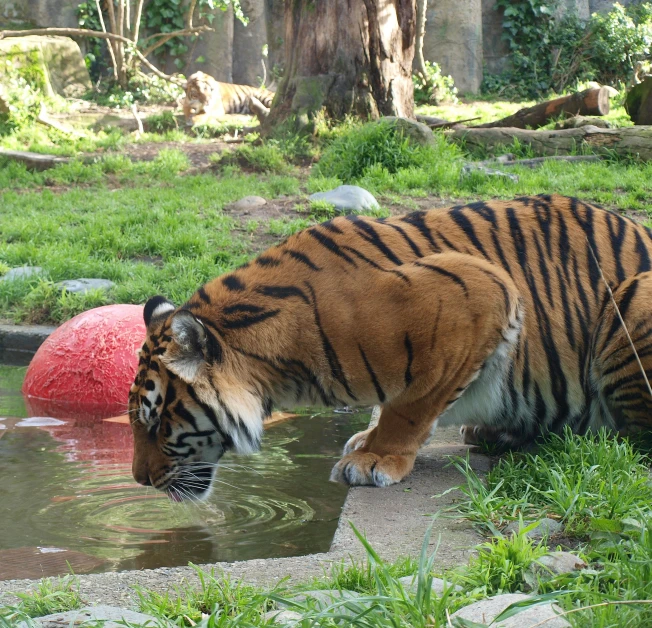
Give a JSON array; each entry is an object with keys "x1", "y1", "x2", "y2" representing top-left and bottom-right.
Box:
[
  {"x1": 144, "y1": 296, "x2": 175, "y2": 329},
  {"x1": 167, "y1": 310, "x2": 222, "y2": 382}
]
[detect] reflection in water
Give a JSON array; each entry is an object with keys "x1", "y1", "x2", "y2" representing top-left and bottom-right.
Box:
[{"x1": 0, "y1": 366, "x2": 368, "y2": 579}]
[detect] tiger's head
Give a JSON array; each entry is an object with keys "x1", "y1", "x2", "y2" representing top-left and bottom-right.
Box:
[
  {"x1": 182, "y1": 71, "x2": 219, "y2": 124},
  {"x1": 129, "y1": 296, "x2": 267, "y2": 502}
]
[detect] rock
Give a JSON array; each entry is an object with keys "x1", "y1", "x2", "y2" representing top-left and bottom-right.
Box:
[
  {"x1": 230, "y1": 195, "x2": 268, "y2": 212},
  {"x1": 0, "y1": 36, "x2": 91, "y2": 98},
  {"x1": 263, "y1": 609, "x2": 304, "y2": 624},
  {"x1": 555, "y1": 116, "x2": 612, "y2": 129},
  {"x1": 532, "y1": 551, "x2": 588, "y2": 576},
  {"x1": 377, "y1": 116, "x2": 436, "y2": 146},
  {"x1": 16, "y1": 605, "x2": 166, "y2": 628},
  {"x1": 280, "y1": 589, "x2": 364, "y2": 615},
  {"x1": 461, "y1": 163, "x2": 519, "y2": 183},
  {"x1": 451, "y1": 593, "x2": 570, "y2": 627},
  {"x1": 0, "y1": 266, "x2": 44, "y2": 281},
  {"x1": 398, "y1": 574, "x2": 462, "y2": 595},
  {"x1": 55, "y1": 278, "x2": 115, "y2": 294},
  {"x1": 309, "y1": 185, "x2": 379, "y2": 214},
  {"x1": 503, "y1": 518, "x2": 563, "y2": 540}
]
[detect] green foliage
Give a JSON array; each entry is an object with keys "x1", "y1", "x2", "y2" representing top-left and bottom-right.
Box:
[
  {"x1": 92, "y1": 73, "x2": 185, "y2": 107},
  {"x1": 315, "y1": 121, "x2": 456, "y2": 183},
  {"x1": 413, "y1": 61, "x2": 458, "y2": 105},
  {"x1": 12, "y1": 577, "x2": 83, "y2": 618},
  {"x1": 214, "y1": 143, "x2": 291, "y2": 174},
  {"x1": 146, "y1": 0, "x2": 246, "y2": 69},
  {"x1": 76, "y1": 1, "x2": 110, "y2": 82},
  {"x1": 486, "y1": 1, "x2": 652, "y2": 98},
  {"x1": 457, "y1": 530, "x2": 547, "y2": 595},
  {"x1": 452, "y1": 427, "x2": 652, "y2": 537},
  {"x1": 136, "y1": 564, "x2": 272, "y2": 626}
]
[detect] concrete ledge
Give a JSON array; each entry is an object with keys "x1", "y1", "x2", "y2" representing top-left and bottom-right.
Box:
[
  {"x1": 0, "y1": 324, "x2": 55, "y2": 365},
  {"x1": 0, "y1": 427, "x2": 485, "y2": 607}
]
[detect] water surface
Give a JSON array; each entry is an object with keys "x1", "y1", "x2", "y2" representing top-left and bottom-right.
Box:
[{"x1": 0, "y1": 366, "x2": 367, "y2": 579}]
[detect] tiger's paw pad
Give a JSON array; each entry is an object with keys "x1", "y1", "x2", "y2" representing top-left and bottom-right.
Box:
[
  {"x1": 460, "y1": 424, "x2": 502, "y2": 446},
  {"x1": 342, "y1": 428, "x2": 374, "y2": 455},
  {"x1": 329, "y1": 451, "x2": 413, "y2": 487}
]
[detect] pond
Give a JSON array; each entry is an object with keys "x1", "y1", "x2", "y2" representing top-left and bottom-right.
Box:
[{"x1": 0, "y1": 365, "x2": 368, "y2": 581}]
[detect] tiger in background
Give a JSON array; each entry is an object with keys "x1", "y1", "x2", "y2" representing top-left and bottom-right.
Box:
[
  {"x1": 129, "y1": 195, "x2": 652, "y2": 501},
  {"x1": 182, "y1": 71, "x2": 275, "y2": 125}
]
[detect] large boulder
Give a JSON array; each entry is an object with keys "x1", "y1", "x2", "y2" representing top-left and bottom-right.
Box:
[{"x1": 0, "y1": 36, "x2": 91, "y2": 98}]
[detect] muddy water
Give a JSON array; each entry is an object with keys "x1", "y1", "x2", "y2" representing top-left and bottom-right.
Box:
[{"x1": 0, "y1": 366, "x2": 368, "y2": 580}]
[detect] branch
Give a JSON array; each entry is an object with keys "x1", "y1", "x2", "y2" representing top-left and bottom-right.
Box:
[
  {"x1": 132, "y1": 0, "x2": 145, "y2": 45},
  {"x1": 94, "y1": 0, "x2": 118, "y2": 81}
]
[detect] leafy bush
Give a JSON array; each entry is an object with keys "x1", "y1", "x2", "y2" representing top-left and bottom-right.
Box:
[
  {"x1": 315, "y1": 121, "x2": 439, "y2": 182},
  {"x1": 485, "y1": 1, "x2": 652, "y2": 98},
  {"x1": 413, "y1": 60, "x2": 458, "y2": 105}
]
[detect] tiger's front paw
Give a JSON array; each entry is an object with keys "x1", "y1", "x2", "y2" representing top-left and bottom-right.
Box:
[
  {"x1": 329, "y1": 451, "x2": 415, "y2": 487},
  {"x1": 342, "y1": 427, "x2": 375, "y2": 455}
]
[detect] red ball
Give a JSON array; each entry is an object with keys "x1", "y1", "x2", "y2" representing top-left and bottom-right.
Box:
[{"x1": 22, "y1": 304, "x2": 146, "y2": 420}]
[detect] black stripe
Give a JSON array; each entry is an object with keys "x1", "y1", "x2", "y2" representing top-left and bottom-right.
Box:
[
  {"x1": 400, "y1": 211, "x2": 441, "y2": 252},
  {"x1": 307, "y1": 228, "x2": 357, "y2": 266},
  {"x1": 198, "y1": 287, "x2": 211, "y2": 304},
  {"x1": 533, "y1": 199, "x2": 553, "y2": 258},
  {"x1": 284, "y1": 249, "x2": 321, "y2": 271},
  {"x1": 414, "y1": 261, "x2": 468, "y2": 296},
  {"x1": 321, "y1": 220, "x2": 344, "y2": 234},
  {"x1": 359, "y1": 344, "x2": 386, "y2": 402},
  {"x1": 533, "y1": 233, "x2": 553, "y2": 305},
  {"x1": 305, "y1": 282, "x2": 357, "y2": 401},
  {"x1": 385, "y1": 222, "x2": 424, "y2": 257},
  {"x1": 222, "y1": 275, "x2": 245, "y2": 291},
  {"x1": 604, "y1": 279, "x2": 639, "y2": 345},
  {"x1": 222, "y1": 309, "x2": 280, "y2": 329},
  {"x1": 404, "y1": 333, "x2": 413, "y2": 387},
  {"x1": 557, "y1": 211, "x2": 572, "y2": 284},
  {"x1": 556, "y1": 266, "x2": 576, "y2": 350},
  {"x1": 346, "y1": 216, "x2": 403, "y2": 265},
  {"x1": 570, "y1": 199, "x2": 601, "y2": 300},
  {"x1": 256, "y1": 285, "x2": 310, "y2": 304},
  {"x1": 634, "y1": 229, "x2": 652, "y2": 274},
  {"x1": 606, "y1": 212, "x2": 627, "y2": 283},
  {"x1": 256, "y1": 255, "x2": 281, "y2": 267},
  {"x1": 342, "y1": 246, "x2": 410, "y2": 283},
  {"x1": 224, "y1": 303, "x2": 265, "y2": 315},
  {"x1": 450, "y1": 207, "x2": 490, "y2": 259}
]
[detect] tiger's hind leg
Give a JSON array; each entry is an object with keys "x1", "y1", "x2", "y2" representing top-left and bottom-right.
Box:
[{"x1": 590, "y1": 271, "x2": 652, "y2": 433}]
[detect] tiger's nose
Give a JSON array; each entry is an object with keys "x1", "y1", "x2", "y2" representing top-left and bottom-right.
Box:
[{"x1": 132, "y1": 460, "x2": 152, "y2": 486}]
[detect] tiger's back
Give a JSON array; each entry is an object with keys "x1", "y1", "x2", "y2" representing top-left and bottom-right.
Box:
[{"x1": 129, "y1": 195, "x2": 652, "y2": 497}]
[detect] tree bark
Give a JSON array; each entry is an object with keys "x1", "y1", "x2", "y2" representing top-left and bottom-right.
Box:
[
  {"x1": 625, "y1": 76, "x2": 652, "y2": 125},
  {"x1": 266, "y1": 0, "x2": 416, "y2": 129},
  {"x1": 265, "y1": 0, "x2": 285, "y2": 80},
  {"x1": 476, "y1": 88, "x2": 611, "y2": 130},
  {"x1": 233, "y1": 0, "x2": 268, "y2": 86},
  {"x1": 449, "y1": 126, "x2": 652, "y2": 161},
  {"x1": 413, "y1": 0, "x2": 427, "y2": 78}
]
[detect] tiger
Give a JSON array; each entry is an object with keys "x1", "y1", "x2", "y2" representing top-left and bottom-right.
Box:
[
  {"x1": 129, "y1": 194, "x2": 652, "y2": 501},
  {"x1": 181, "y1": 71, "x2": 275, "y2": 125}
]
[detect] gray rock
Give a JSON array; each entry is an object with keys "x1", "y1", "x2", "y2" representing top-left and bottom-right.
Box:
[
  {"x1": 398, "y1": 574, "x2": 462, "y2": 595},
  {"x1": 263, "y1": 609, "x2": 304, "y2": 624},
  {"x1": 503, "y1": 518, "x2": 563, "y2": 540},
  {"x1": 280, "y1": 589, "x2": 363, "y2": 616},
  {"x1": 461, "y1": 163, "x2": 519, "y2": 183},
  {"x1": 451, "y1": 593, "x2": 570, "y2": 627},
  {"x1": 533, "y1": 551, "x2": 588, "y2": 576},
  {"x1": 55, "y1": 278, "x2": 115, "y2": 294},
  {"x1": 0, "y1": 266, "x2": 44, "y2": 281},
  {"x1": 230, "y1": 195, "x2": 268, "y2": 212},
  {"x1": 377, "y1": 116, "x2": 436, "y2": 146},
  {"x1": 309, "y1": 185, "x2": 379, "y2": 214},
  {"x1": 16, "y1": 604, "x2": 165, "y2": 627}
]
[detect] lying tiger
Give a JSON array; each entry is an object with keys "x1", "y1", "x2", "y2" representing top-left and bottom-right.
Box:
[
  {"x1": 130, "y1": 195, "x2": 652, "y2": 501},
  {"x1": 182, "y1": 71, "x2": 275, "y2": 125}
]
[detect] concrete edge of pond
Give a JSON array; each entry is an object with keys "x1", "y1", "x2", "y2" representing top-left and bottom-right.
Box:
[
  {"x1": 0, "y1": 427, "x2": 486, "y2": 610},
  {"x1": 0, "y1": 324, "x2": 56, "y2": 366}
]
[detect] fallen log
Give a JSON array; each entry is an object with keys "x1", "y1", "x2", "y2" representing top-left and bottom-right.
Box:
[
  {"x1": 475, "y1": 88, "x2": 610, "y2": 130},
  {"x1": 0, "y1": 148, "x2": 70, "y2": 171},
  {"x1": 416, "y1": 114, "x2": 481, "y2": 128},
  {"x1": 480, "y1": 155, "x2": 603, "y2": 168},
  {"x1": 449, "y1": 125, "x2": 652, "y2": 161}
]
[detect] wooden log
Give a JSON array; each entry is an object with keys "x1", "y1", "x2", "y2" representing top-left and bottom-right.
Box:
[
  {"x1": 480, "y1": 155, "x2": 602, "y2": 168},
  {"x1": 448, "y1": 126, "x2": 652, "y2": 161},
  {"x1": 475, "y1": 88, "x2": 610, "y2": 130},
  {"x1": 0, "y1": 148, "x2": 70, "y2": 171}
]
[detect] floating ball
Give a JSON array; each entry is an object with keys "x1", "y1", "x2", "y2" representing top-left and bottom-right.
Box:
[{"x1": 22, "y1": 304, "x2": 146, "y2": 420}]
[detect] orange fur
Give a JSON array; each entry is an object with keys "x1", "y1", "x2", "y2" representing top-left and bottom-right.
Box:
[
  {"x1": 181, "y1": 71, "x2": 274, "y2": 125},
  {"x1": 129, "y1": 195, "x2": 652, "y2": 499}
]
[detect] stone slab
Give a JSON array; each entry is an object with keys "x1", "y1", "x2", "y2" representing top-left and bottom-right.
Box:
[{"x1": 0, "y1": 323, "x2": 55, "y2": 365}]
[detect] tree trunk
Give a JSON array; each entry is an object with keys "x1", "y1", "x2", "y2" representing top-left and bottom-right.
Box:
[
  {"x1": 625, "y1": 76, "x2": 652, "y2": 125},
  {"x1": 265, "y1": 0, "x2": 285, "y2": 80},
  {"x1": 476, "y1": 88, "x2": 610, "y2": 130},
  {"x1": 449, "y1": 125, "x2": 652, "y2": 161},
  {"x1": 233, "y1": 0, "x2": 268, "y2": 86},
  {"x1": 413, "y1": 0, "x2": 427, "y2": 78},
  {"x1": 267, "y1": 0, "x2": 416, "y2": 129}
]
